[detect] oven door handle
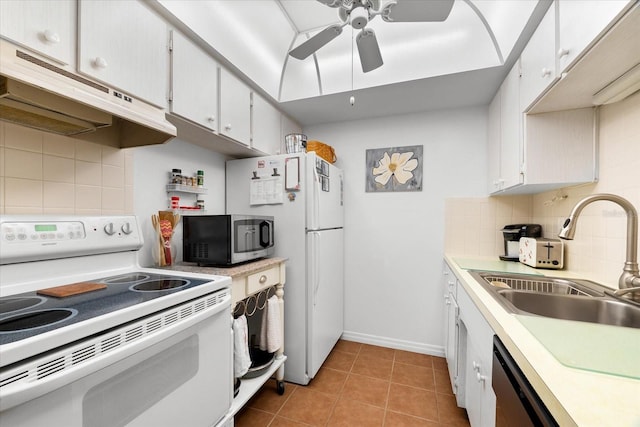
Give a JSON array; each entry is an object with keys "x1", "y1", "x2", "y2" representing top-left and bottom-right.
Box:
[{"x1": 0, "y1": 292, "x2": 230, "y2": 411}]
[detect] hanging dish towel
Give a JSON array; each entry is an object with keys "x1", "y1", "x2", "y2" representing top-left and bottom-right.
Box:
[
  {"x1": 259, "y1": 295, "x2": 282, "y2": 353},
  {"x1": 232, "y1": 315, "x2": 251, "y2": 378}
]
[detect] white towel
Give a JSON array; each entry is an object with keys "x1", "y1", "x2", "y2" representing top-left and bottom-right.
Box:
[
  {"x1": 232, "y1": 315, "x2": 251, "y2": 378},
  {"x1": 259, "y1": 295, "x2": 282, "y2": 353}
]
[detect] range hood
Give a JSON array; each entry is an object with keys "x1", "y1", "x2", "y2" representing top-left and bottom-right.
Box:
[{"x1": 0, "y1": 40, "x2": 176, "y2": 148}]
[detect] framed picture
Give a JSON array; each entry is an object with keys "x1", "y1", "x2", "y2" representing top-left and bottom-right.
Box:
[{"x1": 365, "y1": 145, "x2": 423, "y2": 192}]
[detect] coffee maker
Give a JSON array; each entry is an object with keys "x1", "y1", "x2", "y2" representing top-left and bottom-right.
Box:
[{"x1": 500, "y1": 224, "x2": 542, "y2": 261}]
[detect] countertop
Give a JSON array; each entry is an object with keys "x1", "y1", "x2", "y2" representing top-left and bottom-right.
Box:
[
  {"x1": 445, "y1": 254, "x2": 640, "y2": 427},
  {"x1": 161, "y1": 257, "x2": 288, "y2": 279}
]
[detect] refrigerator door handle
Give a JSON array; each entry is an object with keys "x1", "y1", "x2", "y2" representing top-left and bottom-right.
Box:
[
  {"x1": 312, "y1": 164, "x2": 320, "y2": 229},
  {"x1": 311, "y1": 231, "x2": 320, "y2": 306}
]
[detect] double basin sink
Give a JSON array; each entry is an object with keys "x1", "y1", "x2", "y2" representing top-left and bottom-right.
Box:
[{"x1": 469, "y1": 271, "x2": 640, "y2": 329}]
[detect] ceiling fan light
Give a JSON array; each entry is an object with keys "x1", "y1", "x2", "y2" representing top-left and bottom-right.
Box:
[
  {"x1": 356, "y1": 28, "x2": 383, "y2": 73},
  {"x1": 350, "y1": 7, "x2": 369, "y2": 29}
]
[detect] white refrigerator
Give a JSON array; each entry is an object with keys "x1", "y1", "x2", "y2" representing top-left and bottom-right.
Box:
[{"x1": 226, "y1": 152, "x2": 344, "y2": 385}]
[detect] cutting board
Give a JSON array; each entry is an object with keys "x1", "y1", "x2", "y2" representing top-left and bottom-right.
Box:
[
  {"x1": 38, "y1": 282, "x2": 107, "y2": 298},
  {"x1": 517, "y1": 315, "x2": 640, "y2": 379}
]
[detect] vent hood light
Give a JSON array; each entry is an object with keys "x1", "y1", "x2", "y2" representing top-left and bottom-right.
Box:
[
  {"x1": 0, "y1": 41, "x2": 175, "y2": 148},
  {"x1": 592, "y1": 62, "x2": 640, "y2": 105}
]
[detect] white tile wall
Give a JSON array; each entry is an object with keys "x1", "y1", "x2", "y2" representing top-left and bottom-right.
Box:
[{"x1": 0, "y1": 122, "x2": 132, "y2": 215}]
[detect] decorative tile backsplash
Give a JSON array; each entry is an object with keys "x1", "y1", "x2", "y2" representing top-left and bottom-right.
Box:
[{"x1": 0, "y1": 121, "x2": 133, "y2": 215}]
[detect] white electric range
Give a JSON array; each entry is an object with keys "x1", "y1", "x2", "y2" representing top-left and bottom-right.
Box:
[{"x1": 0, "y1": 215, "x2": 233, "y2": 427}]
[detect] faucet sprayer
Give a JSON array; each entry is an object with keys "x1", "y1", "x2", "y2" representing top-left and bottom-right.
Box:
[{"x1": 558, "y1": 194, "x2": 640, "y2": 299}]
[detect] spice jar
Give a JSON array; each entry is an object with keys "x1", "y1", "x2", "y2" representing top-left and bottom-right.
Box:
[
  {"x1": 196, "y1": 199, "x2": 205, "y2": 210},
  {"x1": 170, "y1": 196, "x2": 180, "y2": 210},
  {"x1": 197, "y1": 170, "x2": 204, "y2": 187},
  {"x1": 170, "y1": 169, "x2": 182, "y2": 184}
]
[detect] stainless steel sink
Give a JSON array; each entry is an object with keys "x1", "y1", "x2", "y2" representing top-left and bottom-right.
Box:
[{"x1": 468, "y1": 271, "x2": 640, "y2": 328}]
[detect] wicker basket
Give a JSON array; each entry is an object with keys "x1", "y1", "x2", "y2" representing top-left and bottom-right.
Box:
[{"x1": 306, "y1": 140, "x2": 336, "y2": 164}]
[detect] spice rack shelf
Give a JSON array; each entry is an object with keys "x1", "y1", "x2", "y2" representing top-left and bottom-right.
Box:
[{"x1": 166, "y1": 184, "x2": 208, "y2": 194}]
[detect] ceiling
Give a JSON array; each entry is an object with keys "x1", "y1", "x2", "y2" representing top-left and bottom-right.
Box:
[{"x1": 156, "y1": 0, "x2": 551, "y2": 126}]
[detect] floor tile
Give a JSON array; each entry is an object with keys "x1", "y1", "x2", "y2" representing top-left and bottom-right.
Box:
[
  {"x1": 277, "y1": 387, "x2": 337, "y2": 426},
  {"x1": 328, "y1": 397, "x2": 385, "y2": 427},
  {"x1": 270, "y1": 416, "x2": 314, "y2": 426},
  {"x1": 432, "y1": 356, "x2": 448, "y2": 372},
  {"x1": 384, "y1": 411, "x2": 441, "y2": 427},
  {"x1": 341, "y1": 373, "x2": 390, "y2": 408},
  {"x1": 433, "y1": 368, "x2": 454, "y2": 395},
  {"x1": 395, "y1": 350, "x2": 434, "y2": 368},
  {"x1": 323, "y1": 350, "x2": 357, "y2": 372},
  {"x1": 387, "y1": 383, "x2": 439, "y2": 422},
  {"x1": 391, "y1": 362, "x2": 435, "y2": 390},
  {"x1": 246, "y1": 380, "x2": 294, "y2": 413},
  {"x1": 436, "y1": 392, "x2": 470, "y2": 426},
  {"x1": 360, "y1": 343, "x2": 396, "y2": 361},
  {"x1": 234, "y1": 407, "x2": 275, "y2": 427},
  {"x1": 307, "y1": 367, "x2": 348, "y2": 395},
  {"x1": 334, "y1": 339, "x2": 362, "y2": 354},
  {"x1": 352, "y1": 353, "x2": 393, "y2": 380}
]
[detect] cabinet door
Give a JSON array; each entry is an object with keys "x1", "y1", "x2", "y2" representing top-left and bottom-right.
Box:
[
  {"x1": 78, "y1": 0, "x2": 167, "y2": 107},
  {"x1": 219, "y1": 68, "x2": 251, "y2": 146},
  {"x1": 557, "y1": 0, "x2": 631, "y2": 73},
  {"x1": 520, "y1": 3, "x2": 557, "y2": 112},
  {"x1": 499, "y1": 63, "x2": 523, "y2": 192},
  {"x1": 487, "y1": 91, "x2": 502, "y2": 193},
  {"x1": 0, "y1": 0, "x2": 75, "y2": 65},
  {"x1": 252, "y1": 93, "x2": 281, "y2": 155},
  {"x1": 170, "y1": 31, "x2": 218, "y2": 132},
  {"x1": 464, "y1": 338, "x2": 484, "y2": 427}
]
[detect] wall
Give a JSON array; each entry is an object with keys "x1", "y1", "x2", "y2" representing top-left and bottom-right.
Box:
[
  {"x1": 132, "y1": 138, "x2": 228, "y2": 267},
  {"x1": 305, "y1": 106, "x2": 488, "y2": 355},
  {"x1": 0, "y1": 121, "x2": 134, "y2": 215},
  {"x1": 530, "y1": 91, "x2": 640, "y2": 288}
]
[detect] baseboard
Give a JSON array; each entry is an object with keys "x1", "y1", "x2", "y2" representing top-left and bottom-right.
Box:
[{"x1": 340, "y1": 331, "x2": 445, "y2": 358}]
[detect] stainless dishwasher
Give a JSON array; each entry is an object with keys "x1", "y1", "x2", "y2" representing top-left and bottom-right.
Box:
[{"x1": 492, "y1": 336, "x2": 558, "y2": 426}]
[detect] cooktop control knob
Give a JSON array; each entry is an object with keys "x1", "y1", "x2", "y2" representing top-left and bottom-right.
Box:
[
  {"x1": 121, "y1": 222, "x2": 133, "y2": 235},
  {"x1": 104, "y1": 223, "x2": 116, "y2": 236}
]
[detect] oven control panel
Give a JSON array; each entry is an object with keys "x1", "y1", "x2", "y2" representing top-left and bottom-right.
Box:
[{"x1": 0, "y1": 216, "x2": 143, "y2": 264}]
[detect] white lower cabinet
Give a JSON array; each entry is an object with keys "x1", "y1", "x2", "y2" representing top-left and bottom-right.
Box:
[
  {"x1": 442, "y1": 264, "x2": 463, "y2": 406},
  {"x1": 454, "y1": 267, "x2": 496, "y2": 427}
]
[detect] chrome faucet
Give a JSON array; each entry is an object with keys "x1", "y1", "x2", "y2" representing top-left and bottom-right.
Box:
[{"x1": 558, "y1": 193, "x2": 640, "y2": 300}]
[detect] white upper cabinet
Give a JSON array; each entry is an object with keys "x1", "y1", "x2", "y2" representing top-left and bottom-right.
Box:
[
  {"x1": 169, "y1": 31, "x2": 218, "y2": 132},
  {"x1": 490, "y1": 62, "x2": 523, "y2": 194},
  {"x1": 557, "y1": 0, "x2": 632, "y2": 74},
  {"x1": 519, "y1": 4, "x2": 556, "y2": 112},
  {"x1": 78, "y1": 0, "x2": 167, "y2": 107},
  {"x1": 251, "y1": 93, "x2": 281, "y2": 155},
  {"x1": 0, "y1": 0, "x2": 75, "y2": 66},
  {"x1": 219, "y1": 68, "x2": 251, "y2": 146}
]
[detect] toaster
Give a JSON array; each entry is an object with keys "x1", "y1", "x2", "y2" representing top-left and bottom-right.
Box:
[{"x1": 519, "y1": 237, "x2": 564, "y2": 269}]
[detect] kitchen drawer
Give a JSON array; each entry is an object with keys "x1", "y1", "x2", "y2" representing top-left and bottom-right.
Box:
[{"x1": 246, "y1": 265, "x2": 281, "y2": 295}]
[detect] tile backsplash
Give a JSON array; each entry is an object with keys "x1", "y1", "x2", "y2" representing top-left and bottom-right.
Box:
[{"x1": 0, "y1": 121, "x2": 133, "y2": 215}]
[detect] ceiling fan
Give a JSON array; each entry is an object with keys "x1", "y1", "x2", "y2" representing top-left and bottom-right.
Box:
[{"x1": 288, "y1": 0, "x2": 455, "y2": 73}]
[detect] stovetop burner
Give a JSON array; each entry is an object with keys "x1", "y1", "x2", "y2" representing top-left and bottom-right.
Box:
[{"x1": 0, "y1": 272, "x2": 212, "y2": 345}]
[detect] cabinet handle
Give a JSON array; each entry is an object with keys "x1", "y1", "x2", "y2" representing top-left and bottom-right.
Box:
[
  {"x1": 92, "y1": 57, "x2": 108, "y2": 69},
  {"x1": 445, "y1": 295, "x2": 450, "y2": 304},
  {"x1": 225, "y1": 124, "x2": 232, "y2": 131},
  {"x1": 42, "y1": 29, "x2": 60, "y2": 44},
  {"x1": 472, "y1": 361, "x2": 481, "y2": 372},
  {"x1": 207, "y1": 116, "x2": 215, "y2": 123},
  {"x1": 476, "y1": 372, "x2": 487, "y2": 383},
  {"x1": 557, "y1": 47, "x2": 570, "y2": 58},
  {"x1": 541, "y1": 67, "x2": 552, "y2": 78},
  {"x1": 259, "y1": 275, "x2": 267, "y2": 284}
]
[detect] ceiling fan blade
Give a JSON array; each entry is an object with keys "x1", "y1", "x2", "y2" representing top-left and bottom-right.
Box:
[
  {"x1": 356, "y1": 28, "x2": 383, "y2": 73},
  {"x1": 316, "y1": 0, "x2": 342, "y2": 7},
  {"x1": 381, "y1": 0, "x2": 454, "y2": 22},
  {"x1": 289, "y1": 24, "x2": 344, "y2": 60}
]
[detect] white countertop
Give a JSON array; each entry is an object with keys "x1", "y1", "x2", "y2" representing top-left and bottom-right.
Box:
[{"x1": 444, "y1": 254, "x2": 640, "y2": 427}]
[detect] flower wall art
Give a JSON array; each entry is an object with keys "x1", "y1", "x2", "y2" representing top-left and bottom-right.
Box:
[{"x1": 365, "y1": 145, "x2": 423, "y2": 192}]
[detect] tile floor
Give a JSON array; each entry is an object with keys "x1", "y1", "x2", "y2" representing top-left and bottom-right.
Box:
[{"x1": 235, "y1": 340, "x2": 470, "y2": 426}]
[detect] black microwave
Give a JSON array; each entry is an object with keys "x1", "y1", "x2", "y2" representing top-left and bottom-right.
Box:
[{"x1": 182, "y1": 215, "x2": 274, "y2": 266}]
